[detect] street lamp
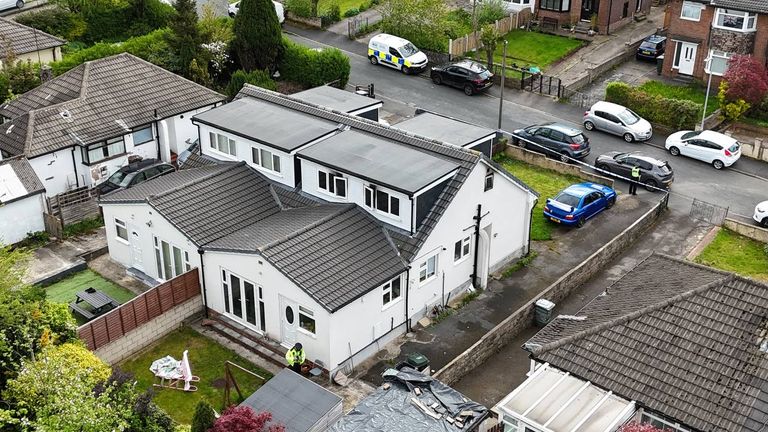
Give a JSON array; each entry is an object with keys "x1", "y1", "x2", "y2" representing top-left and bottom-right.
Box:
[
  {"x1": 701, "y1": 55, "x2": 714, "y2": 131},
  {"x1": 498, "y1": 40, "x2": 508, "y2": 130}
]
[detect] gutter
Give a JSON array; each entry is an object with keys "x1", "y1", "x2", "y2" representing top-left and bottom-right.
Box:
[
  {"x1": 471, "y1": 204, "x2": 482, "y2": 289},
  {"x1": 197, "y1": 248, "x2": 209, "y2": 318}
]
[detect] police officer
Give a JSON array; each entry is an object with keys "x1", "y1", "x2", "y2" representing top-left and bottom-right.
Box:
[
  {"x1": 629, "y1": 164, "x2": 641, "y2": 195},
  {"x1": 285, "y1": 343, "x2": 305, "y2": 374}
]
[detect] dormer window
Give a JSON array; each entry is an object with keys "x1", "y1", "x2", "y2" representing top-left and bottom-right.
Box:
[
  {"x1": 714, "y1": 8, "x2": 757, "y2": 32},
  {"x1": 365, "y1": 185, "x2": 400, "y2": 217},
  {"x1": 318, "y1": 171, "x2": 347, "y2": 198}
]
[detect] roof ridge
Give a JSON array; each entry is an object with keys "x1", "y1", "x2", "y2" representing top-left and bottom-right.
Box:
[
  {"x1": 147, "y1": 162, "x2": 242, "y2": 202},
  {"x1": 1, "y1": 63, "x2": 87, "y2": 119},
  {"x1": 529, "y1": 273, "x2": 735, "y2": 356},
  {"x1": 0, "y1": 16, "x2": 66, "y2": 44},
  {"x1": 22, "y1": 111, "x2": 34, "y2": 154},
  {"x1": 258, "y1": 203, "x2": 356, "y2": 252}
]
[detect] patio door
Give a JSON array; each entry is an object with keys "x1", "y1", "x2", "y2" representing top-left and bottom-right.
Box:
[
  {"x1": 128, "y1": 223, "x2": 144, "y2": 272},
  {"x1": 279, "y1": 296, "x2": 298, "y2": 348},
  {"x1": 222, "y1": 271, "x2": 265, "y2": 333},
  {"x1": 678, "y1": 42, "x2": 697, "y2": 75},
  {"x1": 581, "y1": 0, "x2": 599, "y2": 22}
]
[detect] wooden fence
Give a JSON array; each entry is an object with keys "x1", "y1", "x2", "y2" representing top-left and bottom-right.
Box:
[
  {"x1": 448, "y1": 9, "x2": 532, "y2": 57},
  {"x1": 48, "y1": 186, "x2": 100, "y2": 226},
  {"x1": 78, "y1": 269, "x2": 201, "y2": 351}
]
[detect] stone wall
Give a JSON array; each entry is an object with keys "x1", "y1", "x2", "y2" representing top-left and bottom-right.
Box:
[
  {"x1": 723, "y1": 218, "x2": 768, "y2": 244},
  {"x1": 433, "y1": 194, "x2": 668, "y2": 385},
  {"x1": 711, "y1": 27, "x2": 755, "y2": 55},
  {"x1": 286, "y1": 12, "x2": 322, "y2": 28},
  {"x1": 93, "y1": 296, "x2": 203, "y2": 365},
  {"x1": 503, "y1": 145, "x2": 615, "y2": 189}
]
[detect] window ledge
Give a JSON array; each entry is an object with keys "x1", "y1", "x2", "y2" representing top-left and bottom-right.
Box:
[
  {"x1": 207, "y1": 147, "x2": 238, "y2": 159},
  {"x1": 297, "y1": 327, "x2": 317, "y2": 338},
  {"x1": 133, "y1": 139, "x2": 156, "y2": 146},
  {"x1": 115, "y1": 237, "x2": 130, "y2": 245},
  {"x1": 679, "y1": 16, "x2": 700, "y2": 21},
  {"x1": 454, "y1": 256, "x2": 471, "y2": 266},
  {"x1": 382, "y1": 297, "x2": 403, "y2": 311},
  {"x1": 82, "y1": 152, "x2": 128, "y2": 166},
  {"x1": 712, "y1": 25, "x2": 756, "y2": 33},
  {"x1": 419, "y1": 275, "x2": 437, "y2": 287}
]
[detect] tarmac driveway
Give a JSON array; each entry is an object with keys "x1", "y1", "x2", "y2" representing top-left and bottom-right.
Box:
[{"x1": 579, "y1": 57, "x2": 659, "y2": 104}]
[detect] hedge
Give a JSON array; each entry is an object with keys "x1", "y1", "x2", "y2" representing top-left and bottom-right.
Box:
[
  {"x1": 605, "y1": 82, "x2": 701, "y2": 130},
  {"x1": 226, "y1": 69, "x2": 277, "y2": 97},
  {"x1": 279, "y1": 37, "x2": 350, "y2": 88}
]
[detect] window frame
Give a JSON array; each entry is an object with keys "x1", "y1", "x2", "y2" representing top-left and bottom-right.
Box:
[
  {"x1": 81, "y1": 136, "x2": 126, "y2": 165},
  {"x1": 705, "y1": 49, "x2": 732, "y2": 76},
  {"x1": 371, "y1": 186, "x2": 401, "y2": 218},
  {"x1": 454, "y1": 236, "x2": 471, "y2": 263},
  {"x1": 250, "y1": 146, "x2": 282, "y2": 174},
  {"x1": 132, "y1": 124, "x2": 154, "y2": 145},
  {"x1": 713, "y1": 8, "x2": 757, "y2": 32},
  {"x1": 153, "y1": 236, "x2": 190, "y2": 281},
  {"x1": 484, "y1": 170, "x2": 494, "y2": 192},
  {"x1": 298, "y1": 305, "x2": 316, "y2": 336},
  {"x1": 672, "y1": 41, "x2": 683, "y2": 69},
  {"x1": 209, "y1": 131, "x2": 237, "y2": 156},
  {"x1": 419, "y1": 255, "x2": 437, "y2": 284},
  {"x1": 382, "y1": 275, "x2": 403, "y2": 308},
  {"x1": 539, "y1": 0, "x2": 569, "y2": 12},
  {"x1": 114, "y1": 218, "x2": 128, "y2": 243},
  {"x1": 680, "y1": 1, "x2": 702, "y2": 21},
  {"x1": 318, "y1": 170, "x2": 348, "y2": 199}
]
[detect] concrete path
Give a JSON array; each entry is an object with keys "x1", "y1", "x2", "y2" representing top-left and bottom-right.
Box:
[
  {"x1": 450, "y1": 207, "x2": 713, "y2": 407},
  {"x1": 325, "y1": 7, "x2": 381, "y2": 37},
  {"x1": 24, "y1": 228, "x2": 107, "y2": 285}
]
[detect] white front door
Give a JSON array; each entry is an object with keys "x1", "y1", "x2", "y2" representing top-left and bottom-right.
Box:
[
  {"x1": 128, "y1": 224, "x2": 144, "y2": 271},
  {"x1": 678, "y1": 42, "x2": 697, "y2": 75},
  {"x1": 279, "y1": 296, "x2": 298, "y2": 348}
]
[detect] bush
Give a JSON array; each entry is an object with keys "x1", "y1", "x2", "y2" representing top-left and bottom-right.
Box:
[
  {"x1": 379, "y1": 0, "x2": 450, "y2": 52},
  {"x1": 751, "y1": 96, "x2": 768, "y2": 121},
  {"x1": 279, "y1": 37, "x2": 350, "y2": 88},
  {"x1": 191, "y1": 400, "x2": 216, "y2": 432},
  {"x1": 717, "y1": 81, "x2": 750, "y2": 122},
  {"x1": 605, "y1": 82, "x2": 701, "y2": 129},
  {"x1": 226, "y1": 69, "x2": 277, "y2": 96},
  {"x1": 82, "y1": 0, "x2": 174, "y2": 43},
  {"x1": 477, "y1": 0, "x2": 507, "y2": 25},
  {"x1": 286, "y1": 0, "x2": 312, "y2": 17},
  {"x1": 326, "y1": 2, "x2": 342, "y2": 22},
  {"x1": 344, "y1": 7, "x2": 360, "y2": 16},
  {"x1": 359, "y1": 2, "x2": 368, "y2": 11},
  {"x1": 14, "y1": 8, "x2": 87, "y2": 40}
]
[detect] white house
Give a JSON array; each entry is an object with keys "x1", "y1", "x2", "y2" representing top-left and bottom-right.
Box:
[
  {"x1": 0, "y1": 53, "x2": 225, "y2": 196},
  {"x1": 100, "y1": 85, "x2": 538, "y2": 374},
  {"x1": 0, "y1": 17, "x2": 66, "y2": 68},
  {"x1": 0, "y1": 156, "x2": 46, "y2": 245}
]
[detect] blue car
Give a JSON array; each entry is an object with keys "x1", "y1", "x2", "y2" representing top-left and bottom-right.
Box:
[{"x1": 543, "y1": 182, "x2": 617, "y2": 227}]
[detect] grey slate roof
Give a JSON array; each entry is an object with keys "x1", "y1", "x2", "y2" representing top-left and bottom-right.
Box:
[
  {"x1": 0, "y1": 53, "x2": 225, "y2": 158},
  {"x1": 192, "y1": 97, "x2": 341, "y2": 153},
  {"x1": 711, "y1": 0, "x2": 768, "y2": 13},
  {"x1": 394, "y1": 112, "x2": 496, "y2": 148},
  {"x1": 0, "y1": 17, "x2": 65, "y2": 59},
  {"x1": 298, "y1": 129, "x2": 461, "y2": 194},
  {"x1": 0, "y1": 156, "x2": 45, "y2": 203},
  {"x1": 240, "y1": 369, "x2": 342, "y2": 432},
  {"x1": 293, "y1": 85, "x2": 382, "y2": 114},
  {"x1": 525, "y1": 253, "x2": 768, "y2": 432}
]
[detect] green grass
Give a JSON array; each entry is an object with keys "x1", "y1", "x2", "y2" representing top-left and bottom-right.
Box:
[
  {"x1": 120, "y1": 327, "x2": 273, "y2": 425},
  {"x1": 318, "y1": 0, "x2": 370, "y2": 15},
  {"x1": 496, "y1": 156, "x2": 583, "y2": 241},
  {"x1": 63, "y1": 216, "x2": 104, "y2": 238},
  {"x1": 44, "y1": 269, "x2": 137, "y2": 324},
  {"x1": 637, "y1": 80, "x2": 719, "y2": 117},
  {"x1": 492, "y1": 30, "x2": 584, "y2": 73},
  {"x1": 695, "y1": 229, "x2": 768, "y2": 281},
  {"x1": 741, "y1": 116, "x2": 768, "y2": 128},
  {"x1": 501, "y1": 251, "x2": 539, "y2": 278}
]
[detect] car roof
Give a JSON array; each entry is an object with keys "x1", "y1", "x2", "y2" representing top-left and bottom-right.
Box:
[
  {"x1": 453, "y1": 60, "x2": 487, "y2": 72},
  {"x1": 697, "y1": 130, "x2": 738, "y2": 145},
  {"x1": 644, "y1": 35, "x2": 666, "y2": 43},
  {"x1": 561, "y1": 183, "x2": 598, "y2": 198},
  {"x1": 119, "y1": 158, "x2": 159, "y2": 173},
  {"x1": 591, "y1": 101, "x2": 627, "y2": 114},
  {"x1": 371, "y1": 33, "x2": 410, "y2": 47},
  {"x1": 541, "y1": 122, "x2": 583, "y2": 136},
  {"x1": 620, "y1": 152, "x2": 665, "y2": 165}
]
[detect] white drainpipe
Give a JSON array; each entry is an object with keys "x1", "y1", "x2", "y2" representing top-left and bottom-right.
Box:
[{"x1": 158, "y1": 119, "x2": 171, "y2": 163}]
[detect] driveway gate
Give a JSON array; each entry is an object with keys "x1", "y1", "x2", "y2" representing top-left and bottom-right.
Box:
[{"x1": 690, "y1": 198, "x2": 729, "y2": 225}]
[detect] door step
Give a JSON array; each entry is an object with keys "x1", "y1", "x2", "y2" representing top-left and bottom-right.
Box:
[
  {"x1": 204, "y1": 315, "x2": 287, "y2": 369},
  {"x1": 672, "y1": 75, "x2": 694, "y2": 84}
]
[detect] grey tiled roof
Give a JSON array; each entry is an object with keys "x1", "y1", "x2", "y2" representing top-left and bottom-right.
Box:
[
  {"x1": 525, "y1": 254, "x2": 768, "y2": 432},
  {"x1": 711, "y1": 0, "x2": 768, "y2": 13},
  {"x1": 0, "y1": 156, "x2": 45, "y2": 202},
  {"x1": 0, "y1": 17, "x2": 65, "y2": 59},
  {"x1": 0, "y1": 53, "x2": 225, "y2": 158},
  {"x1": 100, "y1": 163, "x2": 233, "y2": 203}
]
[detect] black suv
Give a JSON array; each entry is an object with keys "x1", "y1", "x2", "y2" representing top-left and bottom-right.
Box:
[
  {"x1": 595, "y1": 151, "x2": 674, "y2": 191},
  {"x1": 96, "y1": 159, "x2": 175, "y2": 196},
  {"x1": 430, "y1": 60, "x2": 494, "y2": 96},
  {"x1": 512, "y1": 123, "x2": 591, "y2": 163},
  {"x1": 636, "y1": 35, "x2": 666, "y2": 61}
]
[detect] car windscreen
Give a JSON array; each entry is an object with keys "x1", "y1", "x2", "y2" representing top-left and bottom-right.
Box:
[
  {"x1": 639, "y1": 41, "x2": 657, "y2": 50},
  {"x1": 106, "y1": 170, "x2": 129, "y2": 186},
  {"x1": 570, "y1": 133, "x2": 586, "y2": 144},
  {"x1": 554, "y1": 192, "x2": 581, "y2": 208},
  {"x1": 476, "y1": 69, "x2": 492, "y2": 79},
  {"x1": 400, "y1": 43, "x2": 419, "y2": 57},
  {"x1": 657, "y1": 162, "x2": 672, "y2": 174},
  {"x1": 118, "y1": 173, "x2": 135, "y2": 187},
  {"x1": 681, "y1": 131, "x2": 701, "y2": 140},
  {"x1": 617, "y1": 109, "x2": 640, "y2": 125}
]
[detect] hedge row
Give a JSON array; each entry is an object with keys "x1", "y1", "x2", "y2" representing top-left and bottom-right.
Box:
[
  {"x1": 605, "y1": 82, "x2": 701, "y2": 130},
  {"x1": 279, "y1": 37, "x2": 350, "y2": 88}
]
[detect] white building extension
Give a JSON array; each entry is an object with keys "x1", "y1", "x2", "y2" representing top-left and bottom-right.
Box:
[{"x1": 0, "y1": 157, "x2": 46, "y2": 245}]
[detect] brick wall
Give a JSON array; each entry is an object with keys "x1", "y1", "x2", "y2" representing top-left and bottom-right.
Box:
[{"x1": 433, "y1": 194, "x2": 669, "y2": 385}]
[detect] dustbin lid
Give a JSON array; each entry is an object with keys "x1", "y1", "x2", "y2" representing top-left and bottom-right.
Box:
[
  {"x1": 535, "y1": 298, "x2": 556, "y2": 311},
  {"x1": 657, "y1": 54, "x2": 665, "y2": 60},
  {"x1": 406, "y1": 352, "x2": 429, "y2": 368}
]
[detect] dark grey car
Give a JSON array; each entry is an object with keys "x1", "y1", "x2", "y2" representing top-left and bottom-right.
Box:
[
  {"x1": 512, "y1": 122, "x2": 591, "y2": 163},
  {"x1": 595, "y1": 151, "x2": 674, "y2": 191}
]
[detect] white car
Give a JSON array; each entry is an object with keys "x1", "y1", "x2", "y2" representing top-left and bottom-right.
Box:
[
  {"x1": 755, "y1": 201, "x2": 768, "y2": 227},
  {"x1": 0, "y1": 0, "x2": 23, "y2": 11},
  {"x1": 664, "y1": 130, "x2": 741, "y2": 170},
  {"x1": 229, "y1": 0, "x2": 285, "y2": 24},
  {"x1": 583, "y1": 101, "x2": 652, "y2": 143}
]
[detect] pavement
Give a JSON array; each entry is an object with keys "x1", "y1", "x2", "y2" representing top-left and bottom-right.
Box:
[
  {"x1": 450, "y1": 206, "x2": 713, "y2": 407},
  {"x1": 325, "y1": 7, "x2": 381, "y2": 37},
  {"x1": 23, "y1": 228, "x2": 107, "y2": 285}
]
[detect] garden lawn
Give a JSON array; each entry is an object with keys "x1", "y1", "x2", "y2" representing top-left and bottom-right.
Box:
[
  {"x1": 318, "y1": 0, "x2": 369, "y2": 15},
  {"x1": 496, "y1": 156, "x2": 583, "y2": 241},
  {"x1": 493, "y1": 30, "x2": 584, "y2": 73},
  {"x1": 120, "y1": 327, "x2": 273, "y2": 425},
  {"x1": 694, "y1": 228, "x2": 768, "y2": 281},
  {"x1": 637, "y1": 81, "x2": 718, "y2": 117},
  {"x1": 45, "y1": 269, "x2": 137, "y2": 324}
]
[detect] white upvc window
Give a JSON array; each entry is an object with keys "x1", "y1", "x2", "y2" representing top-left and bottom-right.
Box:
[
  {"x1": 454, "y1": 236, "x2": 471, "y2": 263},
  {"x1": 382, "y1": 275, "x2": 402, "y2": 307},
  {"x1": 114, "y1": 218, "x2": 128, "y2": 242},
  {"x1": 364, "y1": 184, "x2": 400, "y2": 218},
  {"x1": 153, "y1": 236, "x2": 191, "y2": 280},
  {"x1": 484, "y1": 170, "x2": 494, "y2": 191},
  {"x1": 83, "y1": 136, "x2": 126, "y2": 165},
  {"x1": 714, "y1": 8, "x2": 757, "y2": 32},
  {"x1": 318, "y1": 170, "x2": 347, "y2": 198},
  {"x1": 705, "y1": 49, "x2": 732, "y2": 75},
  {"x1": 209, "y1": 131, "x2": 237, "y2": 156},
  {"x1": 680, "y1": 1, "x2": 702, "y2": 21},
  {"x1": 132, "y1": 124, "x2": 154, "y2": 145},
  {"x1": 250, "y1": 146, "x2": 281, "y2": 173},
  {"x1": 298, "y1": 305, "x2": 316, "y2": 335},
  {"x1": 419, "y1": 255, "x2": 437, "y2": 283}
]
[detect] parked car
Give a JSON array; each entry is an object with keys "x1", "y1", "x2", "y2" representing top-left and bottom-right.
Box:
[
  {"x1": 754, "y1": 201, "x2": 768, "y2": 227},
  {"x1": 368, "y1": 33, "x2": 428, "y2": 75},
  {"x1": 665, "y1": 130, "x2": 741, "y2": 170},
  {"x1": 595, "y1": 151, "x2": 674, "y2": 191},
  {"x1": 0, "y1": 0, "x2": 23, "y2": 11},
  {"x1": 512, "y1": 122, "x2": 591, "y2": 163},
  {"x1": 583, "y1": 101, "x2": 652, "y2": 142},
  {"x1": 228, "y1": 0, "x2": 285, "y2": 23},
  {"x1": 96, "y1": 159, "x2": 175, "y2": 196},
  {"x1": 430, "y1": 60, "x2": 494, "y2": 96},
  {"x1": 543, "y1": 182, "x2": 617, "y2": 227},
  {"x1": 636, "y1": 35, "x2": 666, "y2": 61}
]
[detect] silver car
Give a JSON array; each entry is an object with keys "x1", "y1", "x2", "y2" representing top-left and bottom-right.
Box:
[{"x1": 583, "y1": 101, "x2": 652, "y2": 143}]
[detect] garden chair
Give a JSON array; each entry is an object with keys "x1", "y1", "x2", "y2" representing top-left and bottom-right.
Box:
[{"x1": 150, "y1": 350, "x2": 200, "y2": 392}]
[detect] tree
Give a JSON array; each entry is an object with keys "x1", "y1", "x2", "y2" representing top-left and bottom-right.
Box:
[
  {"x1": 226, "y1": 69, "x2": 277, "y2": 97},
  {"x1": 618, "y1": 422, "x2": 668, "y2": 432},
  {"x1": 379, "y1": 0, "x2": 449, "y2": 52},
  {"x1": 165, "y1": 0, "x2": 202, "y2": 77},
  {"x1": 480, "y1": 24, "x2": 500, "y2": 70},
  {"x1": 232, "y1": 0, "x2": 284, "y2": 72},
  {"x1": 211, "y1": 406, "x2": 285, "y2": 432},
  {"x1": 721, "y1": 54, "x2": 768, "y2": 106},
  {"x1": 191, "y1": 400, "x2": 217, "y2": 432}
]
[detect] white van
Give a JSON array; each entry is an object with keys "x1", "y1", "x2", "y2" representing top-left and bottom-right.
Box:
[
  {"x1": 0, "y1": 0, "x2": 23, "y2": 11},
  {"x1": 368, "y1": 34, "x2": 428, "y2": 75},
  {"x1": 228, "y1": 0, "x2": 285, "y2": 24}
]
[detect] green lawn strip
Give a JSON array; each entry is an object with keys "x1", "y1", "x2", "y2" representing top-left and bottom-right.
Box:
[
  {"x1": 120, "y1": 326, "x2": 273, "y2": 425},
  {"x1": 496, "y1": 156, "x2": 583, "y2": 241},
  {"x1": 637, "y1": 80, "x2": 718, "y2": 117},
  {"x1": 694, "y1": 228, "x2": 768, "y2": 281},
  {"x1": 318, "y1": 0, "x2": 369, "y2": 15},
  {"x1": 501, "y1": 250, "x2": 538, "y2": 278},
  {"x1": 44, "y1": 269, "x2": 137, "y2": 325},
  {"x1": 741, "y1": 116, "x2": 768, "y2": 128},
  {"x1": 493, "y1": 30, "x2": 584, "y2": 71}
]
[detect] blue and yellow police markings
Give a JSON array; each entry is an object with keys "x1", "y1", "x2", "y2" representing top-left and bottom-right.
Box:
[{"x1": 368, "y1": 49, "x2": 411, "y2": 67}]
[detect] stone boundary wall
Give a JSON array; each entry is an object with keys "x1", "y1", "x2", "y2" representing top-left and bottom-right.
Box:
[
  {"x1": 503, "y1": 145, "x2": 615, "y2": 189},
  {"x1": 564, "y1": 40, "x2": 643, "y2": 91},
  {"x1": 433, "y1": 194, "x2": 669, "y2": 385},
  {"x1": 286, "y1": 12, "x2": 322, "y2": 28},
  {"x1": 94, "y1": 296, "x2": 203, "y2": 365},
  {"x1": 723, "y1": 218, "x2": 768, "y2": 244}
]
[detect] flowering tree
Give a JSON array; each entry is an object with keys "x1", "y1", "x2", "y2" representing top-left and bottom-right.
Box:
[
  {"x1": 619, "y1": 421, "x2": 669, "y2": 432},
  {"x1": 211, "y1": 406, "x2": 286, "y2": 432},
  {"x1": 722, "y1": 54, "x2": 768, "y2": 105}
]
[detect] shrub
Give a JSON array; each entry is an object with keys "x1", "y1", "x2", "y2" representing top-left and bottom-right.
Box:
[
  {"x1": 344, "y1": 7, "x2": 360, "y2": 16},
  {"x1": 211, "y1": 406, "x2": 285, "y2": 432},
  {"x1": 721, "y1": 54, "x2": 768, "y2": 106},
  {"x1": 286, "y1": 0, "x2": 312, "y2": 17},
  {"x1": 359, "y1": 2, "x2": 368, "y2": 11},
  {"x1": 232, "y1": 0, "x2": 284, "y2": 72},
  {"x1": 379, "y1": 0, "x2": 450, "y2": 52},
  {"x1": 226, "y1": 69, "x2": 277, "y2": 96},
  {"x1": 279, "y1": 37, "x2": 350, "y2": 88},
  {"x1": 477, "y1": 0, "x2": 507, "y2": 25},
  {"x1": 717, "y1": 81, "x2": 750, "y2": 122},
  {"x1": 191, "y1": 400, "x2": 216, "y2": 432},
  {"x1": 326, "y1": 2, "x2": 342, "y2": 22},
  {"x1": 605, "y1": 81, "x2": 701, "y2": 129},
  {"x1": 14, "y1": 8, "x2": 87, "y2": 40},
  {"x1": 751, "y1": 96, "x2": 768, "y2": 121}
]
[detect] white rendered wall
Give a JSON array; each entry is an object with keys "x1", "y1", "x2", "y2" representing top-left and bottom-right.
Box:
[
  {"x1": 0, "y1": 194, "x2": 45, "y2": 245},
  {"x1": 166, "y1": 105, "x2": 217, "y2": 155}
]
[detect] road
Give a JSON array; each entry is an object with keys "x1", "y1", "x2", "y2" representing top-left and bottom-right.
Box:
[{"x1": 286, "y1": 29, "x2": 768, "y2": 220}]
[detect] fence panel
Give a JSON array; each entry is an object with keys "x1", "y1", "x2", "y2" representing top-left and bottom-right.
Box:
[
  {"x1": 449, "y1": 13, "x2": 517, "y2": 57},
  {"x1": 48, "y1": 186, "x2": 100, "y2": 226}
]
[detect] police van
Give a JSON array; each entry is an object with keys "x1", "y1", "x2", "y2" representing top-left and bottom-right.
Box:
[{"x1": 368, "y1": 34, "x2": 428, "y2": 75}]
